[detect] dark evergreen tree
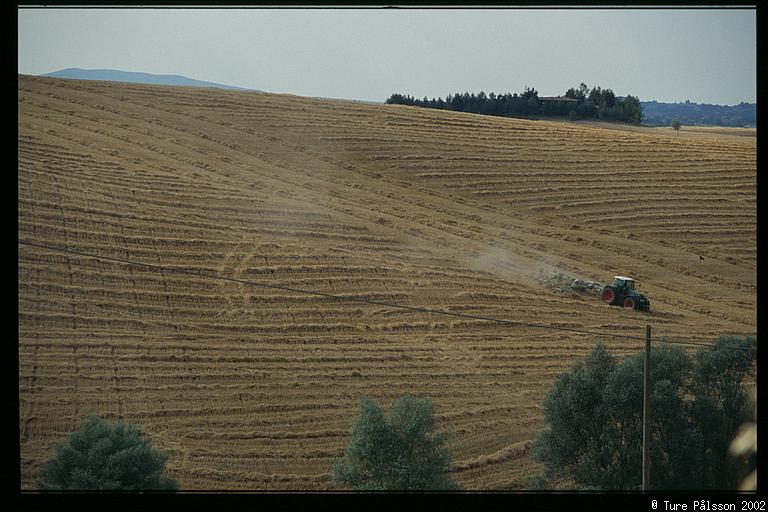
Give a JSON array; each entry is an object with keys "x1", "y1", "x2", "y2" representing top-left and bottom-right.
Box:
[
  {"x1": 588, "y1": 86, "x2": 603, "y2": 106},
  {"x1": 623, "y1": 95, "x2": 643, "y2": 124},
  {"x1": 450, "y1": 92, "x2": 465, "y2": 111},
  {"x1": 521, "y1": 86, "x2": 538, "y2": 100},
  {"x1": 37, "y1": 416, "x2": 178, "y2": 491},
  {"x1": 386, "y1": 83, "x2": 640, "y2": 123}
]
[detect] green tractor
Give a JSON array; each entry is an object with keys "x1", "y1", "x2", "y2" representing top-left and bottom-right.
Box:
[{"x1": 601, "y1": 276, "x2": 650, "y2": 311}]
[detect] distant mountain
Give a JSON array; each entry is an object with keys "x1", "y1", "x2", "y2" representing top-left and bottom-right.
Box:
[
  {"x1": 41, "y1": 68, "x2": 254, "y2": 91},
  {"x1": 640, "y1": 100, "x2": 756, "y2": 128}
]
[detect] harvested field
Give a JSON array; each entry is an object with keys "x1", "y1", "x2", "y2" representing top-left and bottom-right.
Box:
[
  {"x1": 18, "y1": 75, "x2": 756, "y2": 490},
  {"x1": 574, "y1": 120, "x2": 756, "y2": 140}
]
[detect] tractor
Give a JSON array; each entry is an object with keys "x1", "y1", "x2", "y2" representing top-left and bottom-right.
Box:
[{"x1": 601, "y1": 276, "x2": 650, "y2": 311}]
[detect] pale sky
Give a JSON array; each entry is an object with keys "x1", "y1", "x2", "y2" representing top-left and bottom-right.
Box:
[{"x1": 18, "y1": 7, "x2": 756, "y2": 105}]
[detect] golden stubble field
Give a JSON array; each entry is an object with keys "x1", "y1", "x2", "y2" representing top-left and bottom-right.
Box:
[{"x1": 17, "y1": 75, "x2": 756, "y2": 490}]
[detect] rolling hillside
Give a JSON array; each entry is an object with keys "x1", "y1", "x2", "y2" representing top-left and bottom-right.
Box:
[{"x1": 17, "y1": 74, "x2": 756, "y2": 490}]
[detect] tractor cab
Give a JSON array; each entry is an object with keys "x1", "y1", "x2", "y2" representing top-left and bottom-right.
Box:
[
  {"x1": 602, "y1": 276, "x2": 650, "y2": 311},
  {"x1": 612, "y1": 276, "x2": 636, "y2": 291}
]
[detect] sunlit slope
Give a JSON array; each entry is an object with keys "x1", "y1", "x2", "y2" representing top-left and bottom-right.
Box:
[{"x1": 18, "y1": 75, "x2": 755, "y2": 490}]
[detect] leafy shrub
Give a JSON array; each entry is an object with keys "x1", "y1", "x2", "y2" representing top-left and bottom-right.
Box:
[{"x1": 332, "y1": 395, "x2": 459, "y2": 491}]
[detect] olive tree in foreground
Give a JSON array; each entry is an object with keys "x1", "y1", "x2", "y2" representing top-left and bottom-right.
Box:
[
  {"x1": 37, "y1": 416, "x2": 178, "y2": 491},
  {"x1": 689, "y1": 336, "x2": 758, "y2": 489},
  {"x1": 532, "y1": 337, "x2": 756, "y2": 490},
  {"x1": 332, "y1": 395, "x2": 460, "y2": 491},
  {"x1": 672, "y1": 119, "x2": 682, "y2": 133}
]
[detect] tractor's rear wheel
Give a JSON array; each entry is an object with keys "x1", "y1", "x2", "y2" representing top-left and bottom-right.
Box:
[
  {"x1": 602, "y1": 287, "x2": 616, "y2": 304},
  {"x1": 623, "y1": 297, "x2": 636, "y2": 309}
]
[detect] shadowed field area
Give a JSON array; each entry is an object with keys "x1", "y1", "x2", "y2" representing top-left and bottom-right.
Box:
[{"x1": 18, "y1": 75, "x2": 755, "y2": 490}]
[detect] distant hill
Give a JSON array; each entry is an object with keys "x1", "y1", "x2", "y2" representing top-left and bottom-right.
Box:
[
  {"x1": 640, "y1": 100, "x2": 756, "y2": 128},
  {"x1": 41, "y1": 68, "x2": 253, "y2": 91}
]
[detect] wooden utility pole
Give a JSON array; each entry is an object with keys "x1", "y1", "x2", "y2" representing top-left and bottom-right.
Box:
[{"x1": 642, "y1": 324, "x2": 651, "y2": 491}]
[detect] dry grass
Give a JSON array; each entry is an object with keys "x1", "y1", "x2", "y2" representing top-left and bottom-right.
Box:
[
  {"x1": 18, "y1": 75, "x2": 755, "y2": 490},
  {"x1": 573, "y1": 119, "x2": 756, "y2": 140}
]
